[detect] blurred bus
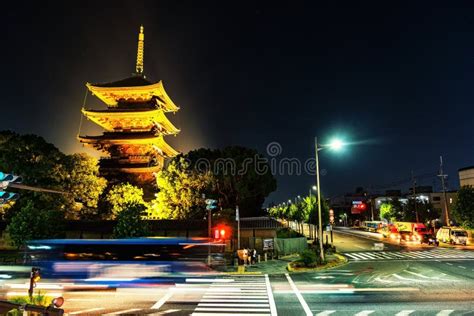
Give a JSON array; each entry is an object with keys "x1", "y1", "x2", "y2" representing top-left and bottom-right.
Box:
[{"x1": 25, "y1": 238, "x2": 225, "y2": 283}]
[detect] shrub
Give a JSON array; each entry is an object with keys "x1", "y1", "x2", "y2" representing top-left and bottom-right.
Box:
[{"x1": 299, "y1": 249, "x2": 317, "y2": 267}]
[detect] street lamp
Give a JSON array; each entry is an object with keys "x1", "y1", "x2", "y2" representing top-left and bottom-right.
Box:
[{"x1": 314, "y1": 137, "x2": 344, "y2": 262}]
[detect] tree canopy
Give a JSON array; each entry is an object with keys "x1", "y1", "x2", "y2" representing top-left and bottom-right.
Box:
[
  {"x1": 7, "y1": 200, "x2": 65, "y2": 248},
  {"x1": 113, "y1": 203, "x2": 149, "y2": 238},
  {"x1": 151, "y1": 157, "x2": 214, "y2": 219},
  {"x1": 452, "y1": 185, "x2": 474, "y2": 228},
  {"x1": 105, "y1": 183, "x2": 147, "y2": 219}
]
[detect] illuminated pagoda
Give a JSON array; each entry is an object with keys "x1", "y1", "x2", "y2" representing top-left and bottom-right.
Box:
[{"x1": 78, "y1": 26, "x2": 180, "y2": 184}]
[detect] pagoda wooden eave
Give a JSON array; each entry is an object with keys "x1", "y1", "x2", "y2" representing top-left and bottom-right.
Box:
[
  {"x1": 101, "y1": 165, "x2": 162, "y2": 174},
  {"x1": 77, "y1": 134, "x2": 179, "y2": 157},
  {"x1": 81, "y1": 108, "x2": 180, "y2": 134},
  {"x1": 86, "y1": 80, "x2": 179, "y2": 112}
]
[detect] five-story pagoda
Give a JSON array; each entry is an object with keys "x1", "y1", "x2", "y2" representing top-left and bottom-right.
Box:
[{"x1": 78, "y1": 26, "x2": 180, "y2": 184}]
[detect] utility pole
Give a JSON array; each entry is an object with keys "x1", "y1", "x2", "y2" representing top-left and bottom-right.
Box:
[
  {"x1": 412, "y1": 170, "x2": 419, "y2": 223},
  {"x1": 438, "y1": 156, "x2": 450, "y2": 226}
]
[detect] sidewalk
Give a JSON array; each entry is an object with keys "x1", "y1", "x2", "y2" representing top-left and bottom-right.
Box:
[{"x1": 216, "y1": 255, "x2": 298, "y2": 275}]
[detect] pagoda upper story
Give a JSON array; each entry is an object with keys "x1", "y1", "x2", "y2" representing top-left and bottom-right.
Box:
[{"x1": 78, "y1": 26, "x2": 180, "y2": 183}]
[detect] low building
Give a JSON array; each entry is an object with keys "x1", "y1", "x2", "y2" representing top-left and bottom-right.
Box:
[{"x1": 459, "y1": 166, "x2": 474, "y2": 187}]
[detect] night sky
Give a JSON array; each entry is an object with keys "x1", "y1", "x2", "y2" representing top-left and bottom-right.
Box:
[{"x1": 3, "y1": 1, "x2": 474, "y2": 205}]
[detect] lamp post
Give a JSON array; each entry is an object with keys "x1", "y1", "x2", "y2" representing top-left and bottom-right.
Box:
[{"x1": 314, "y1": 137, "x2": 344, "y2": 263}]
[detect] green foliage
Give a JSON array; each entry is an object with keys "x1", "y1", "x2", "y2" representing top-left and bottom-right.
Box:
[
  {"x1": 404, "y1": 198, "x2": 438, "y2": 222},
  {"x1": 0, "y1": 131, "x2": 106, "y2": 219},
  {"x1": 185, "y1": 147, "x2": 277, "y2": 217},
  {"x1": 452, "y1": 186, "x2": 474, "y2": 228},
  {"x1": 6, "y1": 200, "x2": 65, "y2": 248},
  {"x1": 105, "y1": 183, "x2": 147, "y2": 219},
  {"x1": 63, "y1": 153, "x2": 107, "y2": 210},
  {"x1": 299, "y1": 249, "x2": 317, "y2": 267},
  {"x1": 151, "y1": 157, "x2": 215, "y2": 219},
  {"x1": 113, "y1": 203, "x2": 149, "y2": 238},
  {"x1": 277, "y1": 228, "x2": 304, "y2": 238},
  {"x1": 380, "y1": 202, "x2": 396, "y2": 222}
]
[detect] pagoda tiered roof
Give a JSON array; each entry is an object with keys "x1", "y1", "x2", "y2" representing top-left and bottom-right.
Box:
[
  {"x1": 86, "y1": 78, "x2": 179, "y2": 112},
  {"x1": 81, "y1": 108, "x2": 180, "y2": 134},
  {"x1": 78, "y1": 132, "x2": 179, "y2": 157}
]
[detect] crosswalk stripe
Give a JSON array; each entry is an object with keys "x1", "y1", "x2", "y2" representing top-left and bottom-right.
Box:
[
  {"x1": 354, "y1": 311, "x2": 374, "y2": 316},
  {"x1": 395, "y1": 310, "x2": 415, "y2": 316},
  {"x1": 201, "y1": 299, "x2": 269, "y2": 302},
  {"x1": 343, "y1": 249, "x2": 474, "y2": 261},
  {"x1": 195, "y1": 307, "x2": 271, "y2": 312},
  {"x1": 315, "y1": 311, "x2": 336, "y2": 316},
  {"x1": 436, "y1": 310, "x2": 455, "y2": 316}
]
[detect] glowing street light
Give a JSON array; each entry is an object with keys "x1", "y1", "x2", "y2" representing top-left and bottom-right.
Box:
[
  {"x1": 328, "y1": 138, "x2": 344, "y2": 151},
  {"x1": 314, "y1": 136, "x2": 346, "y2": 262}
]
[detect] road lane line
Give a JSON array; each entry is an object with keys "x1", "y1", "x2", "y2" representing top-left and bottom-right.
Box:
[
  {"x1": 191, "y1": 313, "x2": 270, "y2": 316},
  {"x1": 69, "y1": 308, "x2": 105, "y2": 315},
  {"x1": 436, "y1": 310, "x2": 454, "y2": 316},
  {"x1": 458, "y1": 266, "x2": 466, "y2": 269},
  {"x1": 354, "y1": 311, "x2": 374, "y2": 316},
  {"x1": 315, "y1": 311, "x2": 336, "y2": 316},
  {"x1": 199, "y1": 303, "x2": 270, "y2": 307},
  {"x1": 201, "y1": 299, "x2": 269, "y2": 302},
  {"x1": 103, "y1": 308, "x2": 141, "y2": 315},
  {"x1": 395, "y1": 311, "x2": 415, "y2": 316},
  {"x1": 265, "y1": 274, "x2": 278, "y2": 316},
  {"x1": 151, "y1": 291, "x2": 174, "y2": 310},
  {"x1": 285, "y1": 273, "x2": 312, "y2": 316},
  {"x1": 195, "y1": 307, "x2": 271, "y2": 312},
  {"x1": 446, "y1": 262, "x2": 453, "y2": 265}
]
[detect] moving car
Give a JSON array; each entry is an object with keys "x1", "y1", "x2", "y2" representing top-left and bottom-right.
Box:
[{"x1": 436, "y1": 227, "x2": 468, "y2": 245}]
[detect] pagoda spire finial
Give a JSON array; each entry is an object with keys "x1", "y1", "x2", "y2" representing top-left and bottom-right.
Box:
[{"x1": 135, "y1": 25, "x2": 144, "y2": 75}]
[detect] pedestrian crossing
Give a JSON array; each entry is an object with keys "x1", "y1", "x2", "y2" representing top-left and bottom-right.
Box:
[
  {"x1": 312, "y1": 310, "x2": 473, "y2": 315},
  {"x1": 343, "y1": 249, "x2": 474, "y2": 261},
  {"x1": 191, "y1": 274, "x2": 277, "y2": 316}
]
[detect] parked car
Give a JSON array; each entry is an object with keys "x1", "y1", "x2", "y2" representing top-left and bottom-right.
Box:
[
  {"x1": 436, "y1": 227, "x2": 468, "y2": 245},
  {"x1": 420, "y1": 233, "x2": 439, "y2": 246}
]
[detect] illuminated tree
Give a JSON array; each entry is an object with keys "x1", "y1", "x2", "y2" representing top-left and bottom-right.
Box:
[
  {"x1": 151, "y1": 157, "x2": 214, "y2": 219},
  {"x1": 105, "y1": 183, "x2": 147, "y2": 219},
  {"x1": 63, "y1": 153, "x2": 107, "y2": 210},
  {"x1": 379, "y1": 202, "x2": 395, "y2": 222},
  {"x1": 113, "y1": 203, "x2": 149, "y2": 238},
  {"x1": 452, "y1": 186, "x2": 474, "y2": 228}
]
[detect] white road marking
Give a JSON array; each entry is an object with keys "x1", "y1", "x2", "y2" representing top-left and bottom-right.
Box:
[
  {"x1": 69, "y1": 308, "x2": 105, "y2": 315},
  {"x1": 195, "y1": 307, "x2": 271, "y2": 312},
  {"x1": 201, "y1": 299, "x2": 269, "y2": 302},
  {"x1": 315, "y1": 311, "x2": 336, "y2": 316},
  {"x1": 199, "y1": 303, "x2": 270, "y2": 307},
  {"x1": 151, "y1": 291, "x2": 174, "y2": 310},
  {"x1": 395, "y1": 311, "x2": 415, "y2": 316},
  {"x1": 446, "y1": 262, "x2": 453, "y2": 265},
  {"x1": 436, "y1": 310, "x2": 455, "y2": 316},
  {"x1": 354, "y1": 311, "x2": 374, "y2": 316},
  {"x1": 103, "y1": 308, "x2": 141, "y2": 315},
  {"x1": 191, "y1": 313, "x2": 270, "y2": 316},
  {"x1": 458, "y1": 266, "x2": 466, "y2": 269},
  {"x1": 285, "y1": 273, "x2": 312, "y2": 316},
  {"x1": 186, "y1": 278, "x2": 234, "y2": 283},
  {"x1": 265, "y1": 274, "x2": 278, "y2": 316}
]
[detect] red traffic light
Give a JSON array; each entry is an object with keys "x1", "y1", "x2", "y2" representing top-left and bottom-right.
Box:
[{"x1": 213, "y1": 225, "x2": 231, "y2": 239}]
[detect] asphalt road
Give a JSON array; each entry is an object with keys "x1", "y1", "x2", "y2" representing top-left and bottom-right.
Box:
[{"x1": 1, "y1": 231, "x2": 473, "y2": 315}]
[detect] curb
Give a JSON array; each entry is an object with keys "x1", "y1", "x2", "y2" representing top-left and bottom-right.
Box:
[{"x1": 286, "y1": 253, "x2": 348, "y2": 273}]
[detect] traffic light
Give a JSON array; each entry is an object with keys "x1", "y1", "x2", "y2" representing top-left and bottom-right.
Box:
[
  {"x1": 0, "y1": 172, "x2": 23, "y2": 188},
  {"x1": 0, "y1": 172, "x2": 22, "y2": 205},
  {"x1": 213, "y1": 224, "x2": 231, "y2": 239},
  {"x1": 28, "y1": 267, "x2": 41, "y2": 298},
  {"x1": 0, "y1": 191, "x2": 19, "y2": 204}
]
